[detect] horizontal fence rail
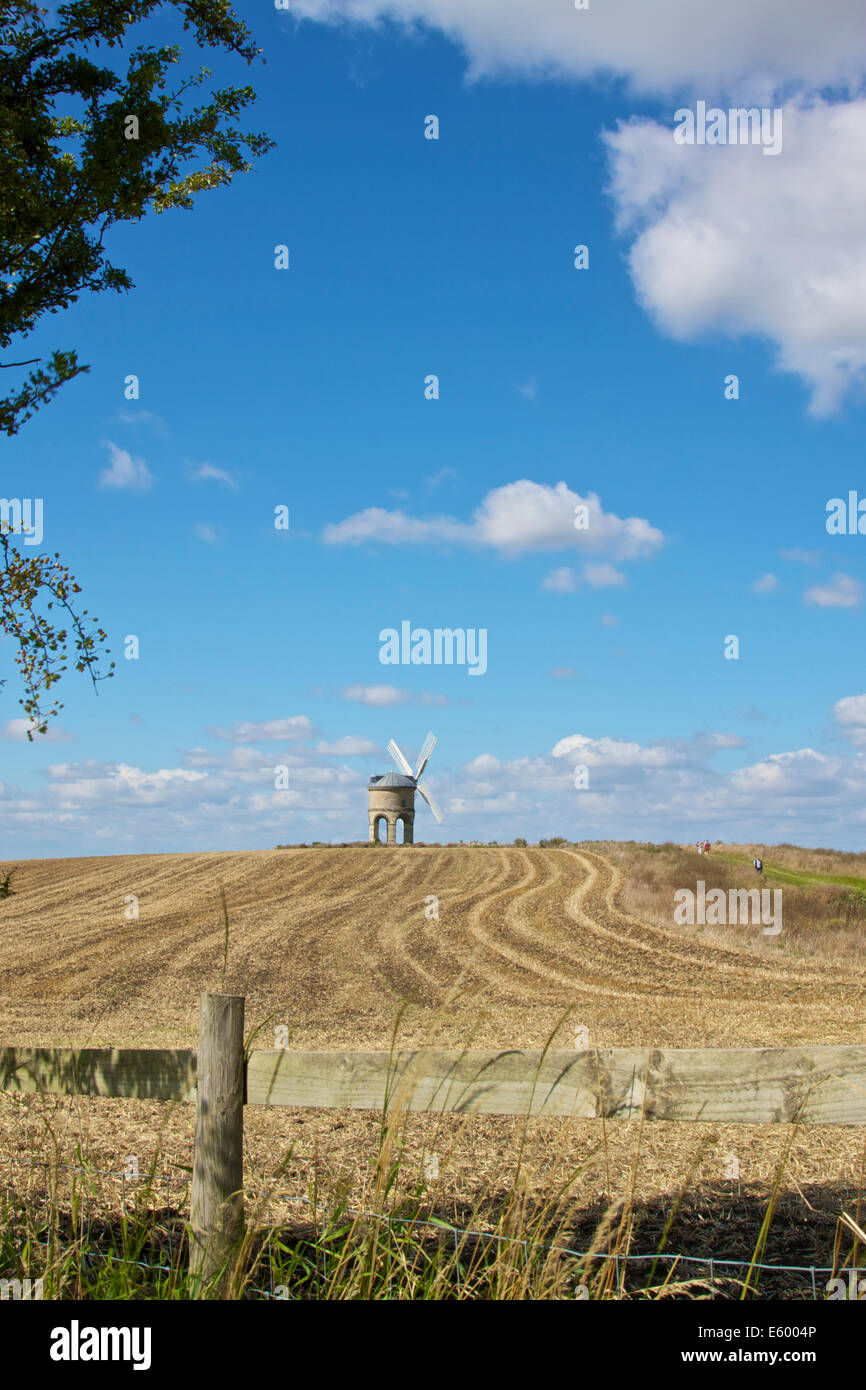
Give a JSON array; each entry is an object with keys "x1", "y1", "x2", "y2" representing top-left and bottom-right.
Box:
[
  {"x1": 0, "y1": 1048, "x2": 197, "y2": 1102},
  {"x1": 4, "y1": 997, "x2": 866, "y2": 1294},
  {"x1": 4, "y1": 1043, "x2": 866, "y2": 1124}
]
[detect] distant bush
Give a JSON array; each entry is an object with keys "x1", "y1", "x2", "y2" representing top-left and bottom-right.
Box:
[
  {"x1": 514, "y1": 837, "x2": 528, "y2": 847},
  {"x1": 834, "y1": 890, "x2": 866, "y2": 925},
  {"x1": 0, "y1": 870, "x2": 14, "y2": 899},
  {"x1": 538, "y1": 837, "x2": 567, "y2": 848}
]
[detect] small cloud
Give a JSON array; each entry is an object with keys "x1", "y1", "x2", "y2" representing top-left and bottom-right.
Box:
[
  {"x1": 98, "y1": 441, "x2": 153, "y2": 490},
  {"x1": 207, "y1": 717, "x2": 314, "y2": 742},
  {"x1": 697, "y1": 729, "x2": 748, "y2": 750},
  {"x1": 316, "y1": 736, "x2": 380, "y2": 755},
  {"x1": 549, "y1": 666, "x2": 576, "y2": 679},
  {"x1": 601, "y1": 614, "x2": 618, "y2": 626},
  {"x1": 425, "y1": 467, "x2": 459, "y2": 489},
  {"x1": 803, "y1": 573, "x2": 862, "y2": 608},
  {"x1": 129, "y1": 713, "x2": 145, "y2": 726},
  {"x1": 544, "y1": 562, "x2": 624, "y2": 592},
  {"x1": 0, "y1": 718, "x2": 74, "y2": 742},
  {"x1": 780, "y1": 548, "x2": 820, "y2": 566},
  {"x1": 582, "y1": 562, "x2": 626, "y2": 588},
  {"x1": 114, "y1": 409, "x2": 166, "y2": 434},
  {"x1": 419, "y1": 691, "x2": 448, "y2": 706},
  {"x1": 751, "y1": 572, "x2": 780, "y2": 594},
  {"x1": 183, "y1": 746, "x2": 220, "y2": 768},
  {"x1": 194, "y1": 522, "x2": 217, "y2": 544},
  {"x1": 834, "y1": 694, "x2": 866, "y2": 746},
  {"x1": 190, "y1": 463, "x2": 238, "y2": 490},
  {"x1": 341, "y1": 684, "x2": 410, "y2": 707},
  {"x1": 542, "y1": 566, "x2": 579, "y2": 593},
  {"x1": 518, "y1": 376, "x2": 537, "y2": 401}
]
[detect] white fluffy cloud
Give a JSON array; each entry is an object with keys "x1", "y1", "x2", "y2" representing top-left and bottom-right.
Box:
[
  {"x1": 316, "y1": 736, "x2": 380, "y2": 755},
  {"x1": 604, "y1": 99, "x2": 866, "y2": 415},
  {"x1": 341, "y1": 684, "x2": 410, "y2": 707},
  {"x1": 583, "y1": 562, "x2": 626, "y2": 588},
  {"x1": 542, "y1": 567, "x2": 578, "y2": 594},
  {"x1": 207, "y1": 717, "x2": 315, "y2": 742},
  {"x1": 728, "y1": 748, "x2": 843, "y2": 796},
  {"x1": 288, "y1": 1, "x2": 866, "y2": 94},
  {"x1": 98, "y1": 442, "x2": 153, "y2": 490},
  {"x1": 325, "y1": 480, "x2": 663, "y2": 560},
  {"x1": 834, "y1": 694, "x2": 866, "y2": 748},
  {"x1": 340, "y1": 685, "x2": 449, "y2": 707},
  {"x1": 44, "y1": 761, "x2": 207, "y2": 804},
  {"x1": 5, "y1": 699, "x2": 866, "y2": 850},
  {"x1": 752, "y1": 573, "x2": 780, "y2": 594},
  {"x1": 803, "y1": 573, "x2": 863, "y2": 607},
  {"x1": 552, "y1": 733, "x2": 687, "y2": 770},
  {"x1": 435, "y1": 726, "x2": 866, "y2": 843},
  {"x1": 290, "y1": 7, "x2": 866, "y2": 414},
  {"x1": 543, "y1": 561, "x2": 626, "y2": 593}
]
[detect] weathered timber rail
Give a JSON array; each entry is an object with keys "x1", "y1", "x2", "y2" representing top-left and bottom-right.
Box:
[
  {"x1": 3, "y1": 1041, "x2": 865, "y2": 1124},
  {"x1": 2, "y1": 995, "x2": 864, "y2": 1291}
]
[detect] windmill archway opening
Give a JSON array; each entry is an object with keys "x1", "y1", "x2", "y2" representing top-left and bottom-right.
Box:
[
  {"x1": 396, "y1": 814, "x2": 414, "y2": 845},
  {"x1": 373, "y1": 815, "x2": 388, "y2": 844}
]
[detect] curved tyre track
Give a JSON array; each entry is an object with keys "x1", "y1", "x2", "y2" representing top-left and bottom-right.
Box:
[{"x1": 0, "y1": 845, "x2": 863, "y2": 1050}]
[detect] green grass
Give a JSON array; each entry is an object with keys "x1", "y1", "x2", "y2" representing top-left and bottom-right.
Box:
[{"x1": 715, "y1": 852, "x2": 866, "y2": 891}]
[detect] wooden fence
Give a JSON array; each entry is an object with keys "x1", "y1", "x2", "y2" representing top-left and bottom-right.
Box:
[{"x1": 2, "y1": 993, "x2": 865, "y2": 1290}]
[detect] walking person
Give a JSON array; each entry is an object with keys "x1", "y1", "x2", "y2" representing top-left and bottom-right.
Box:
[{"x1": 753, "y1": 855, "x2": 763, "y2": 874}]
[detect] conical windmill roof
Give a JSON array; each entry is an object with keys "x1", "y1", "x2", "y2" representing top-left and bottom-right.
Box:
[{"x1": 368, "y1": 771, "x2": 416, "y2": 788}]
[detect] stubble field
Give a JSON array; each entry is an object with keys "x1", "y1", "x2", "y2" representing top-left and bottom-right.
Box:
[{"x1": 1, "y1": 844, "x2": 864, "y2": 1281}]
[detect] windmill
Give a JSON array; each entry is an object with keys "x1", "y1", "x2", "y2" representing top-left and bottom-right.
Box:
[{"x1": 367, "y1": 732, "x2": 442, "y2": 845}]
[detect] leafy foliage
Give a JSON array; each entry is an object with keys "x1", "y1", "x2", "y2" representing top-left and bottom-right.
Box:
[
  {"x1": 0, "y1": 0, "x2": 274, "y2": 434},
  {"x1": 0, "y1": 0, "x2": 273, "y2": 730},
  {"x1": 0, "y1": 527, "x2": 114, "y2": 733}
]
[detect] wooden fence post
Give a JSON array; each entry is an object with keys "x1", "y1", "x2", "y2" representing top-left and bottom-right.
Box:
[{"x1": 190, "y1": 993, "x2": 245, "y2": 1296}]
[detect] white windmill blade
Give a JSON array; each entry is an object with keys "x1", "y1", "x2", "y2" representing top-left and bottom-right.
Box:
[
  {"x1": 387, "y1": 738, "x2": 414, "y2": 777},
  {"x1": 417, "y1": 780, "x2": 443, "y2": 823},
  {"x1": 415, "y1": 731, "x2": 437, "y2": 778}
]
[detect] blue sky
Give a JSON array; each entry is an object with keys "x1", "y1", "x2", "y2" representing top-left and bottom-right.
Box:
[{"x1": 3, "y1": 1, "x2": 866, "y2": 853}]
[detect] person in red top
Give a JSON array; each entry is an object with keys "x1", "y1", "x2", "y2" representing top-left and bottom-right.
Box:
[{"x1": 703, "y1": 840, "x2": 710, "y2": 854}]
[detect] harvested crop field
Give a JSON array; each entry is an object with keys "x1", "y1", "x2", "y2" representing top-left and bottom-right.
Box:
[
  {"x1": 2, "y1": 844, "x2": 864, "y2": 1278},
  {"x1": 3, "y1": 843, "x2": 864, "y2": 1050}
]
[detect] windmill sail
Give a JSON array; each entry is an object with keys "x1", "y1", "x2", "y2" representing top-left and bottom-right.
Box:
[
  {"x1": 387, "y1": 739, "x2": 414, "y2": 778},
  {"x1": 415, "y1": 731, "x2": 437, "y2": 778},
  {"x1": 417, "y1": 780, "x2": 443, "y2": 823}
]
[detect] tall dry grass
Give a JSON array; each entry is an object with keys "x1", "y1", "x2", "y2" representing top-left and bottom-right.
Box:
[
  {"x1": 3, "y1": 1039, "x2": 864, "y2": 1300},
  {"x1": 596, "y1": 840, "x2": 866, "y2": 966}
]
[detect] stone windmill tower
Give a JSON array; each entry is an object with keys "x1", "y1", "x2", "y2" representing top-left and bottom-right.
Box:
[{"x1": 368, "y1": 732, "x2": 442, "y2": 844}]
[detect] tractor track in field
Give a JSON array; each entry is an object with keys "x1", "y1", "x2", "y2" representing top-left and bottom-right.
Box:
[
  {"x1": 0, "y1": 845, "x2": 863, "y2": 1051},
  {"x1": 3, "y1": 844, "x2": 866, "y2": 1222}
]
